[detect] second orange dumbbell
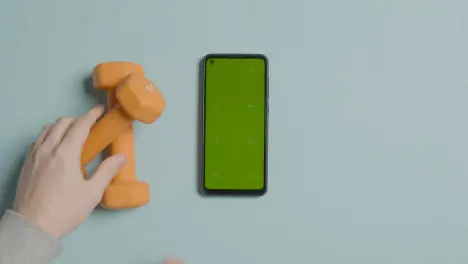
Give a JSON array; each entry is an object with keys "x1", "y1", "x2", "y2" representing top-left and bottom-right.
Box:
[
  {"x1": 81, "y1": 62, "x2": 166, "y2": 209},
  {"x1": 92, "y1": 62, "x2": 155, "y2": 209}
]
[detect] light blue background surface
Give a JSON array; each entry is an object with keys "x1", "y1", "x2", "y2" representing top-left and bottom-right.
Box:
[{"x1": 1, "y1": 0, "x2": 468, "y2": 263}]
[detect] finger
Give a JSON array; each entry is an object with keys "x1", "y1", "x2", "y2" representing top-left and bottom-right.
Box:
[
  {"x1": 87, "y1": 154, "x2": 126, "y2": 193},
  {"x1": 41, "y1": 117, "x2": 75, "y2": 152},
  {"x1": 29, "y1": 124, "x2": 52, "y2": 154},
  {"x1": 163, "y1": 257, "x2": 183, "y2": 264},
  {"x1": 61, "y1": 105, "x2": 104, "y2": 152}
]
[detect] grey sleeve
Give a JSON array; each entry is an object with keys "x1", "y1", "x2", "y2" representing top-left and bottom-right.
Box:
[{"x1": 0, "y1": 210, "x2": 62, "y2": 264}]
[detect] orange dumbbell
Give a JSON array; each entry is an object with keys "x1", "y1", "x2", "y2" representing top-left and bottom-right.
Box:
[
  {"x1": 81, "y1": 63, "x2": 165, "y2": 209},
  {"x1": 91, "y1": 62, "x2": 154, "y2": 209}
]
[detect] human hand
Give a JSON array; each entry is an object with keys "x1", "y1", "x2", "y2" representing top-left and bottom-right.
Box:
[
  {"x1": 163, "y1": 257, "x2": 183, "y2": 264},
  {"x1": 12, "y1": 105, "x2": 126, "y2": 239}
]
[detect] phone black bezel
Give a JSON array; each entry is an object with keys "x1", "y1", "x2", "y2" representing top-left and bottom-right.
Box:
[{"x1": 199, "y1": 53, "x2": 269, "y2": 196}]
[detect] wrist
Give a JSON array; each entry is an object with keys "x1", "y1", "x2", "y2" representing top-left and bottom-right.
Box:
[
  {"x1": 0, "y1": 210, "x2": 62, "y2": 262},
  {"x1": 14, "y1": 209, "x2": 62, "y2": 239}
]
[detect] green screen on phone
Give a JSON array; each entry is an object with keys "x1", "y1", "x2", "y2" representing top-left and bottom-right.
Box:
[{"x1": 203, "y1": 55, "x2": 267, "y2": 194}]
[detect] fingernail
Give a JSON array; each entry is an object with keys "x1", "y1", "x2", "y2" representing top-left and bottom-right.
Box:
[
  {"x1": 115, "y1": 154, "x2": 126, "y2": 164},
  {"x1": 95, "y1": 104, "x2": 104, "y2": 110}
]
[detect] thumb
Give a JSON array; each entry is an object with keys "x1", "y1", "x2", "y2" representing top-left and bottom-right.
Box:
[{"x1": 88, "y1": 154, "x2": 126, "y2": 192}]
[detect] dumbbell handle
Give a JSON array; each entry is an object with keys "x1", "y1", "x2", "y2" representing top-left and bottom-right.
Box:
[
  {"x1": 81, "y1": 105, "x2": 132, "y2": 167},
  {"x1": 100, "y1": 92, "x2": 150, "y2": 209},
  {"x1": 106, "y1": 92, "x2": 136, "y2": 183}
]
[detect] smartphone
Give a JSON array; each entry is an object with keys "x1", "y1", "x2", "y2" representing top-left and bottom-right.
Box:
[{"x1": 200, "y1": 54, "x2": 268, "y2": 196}]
